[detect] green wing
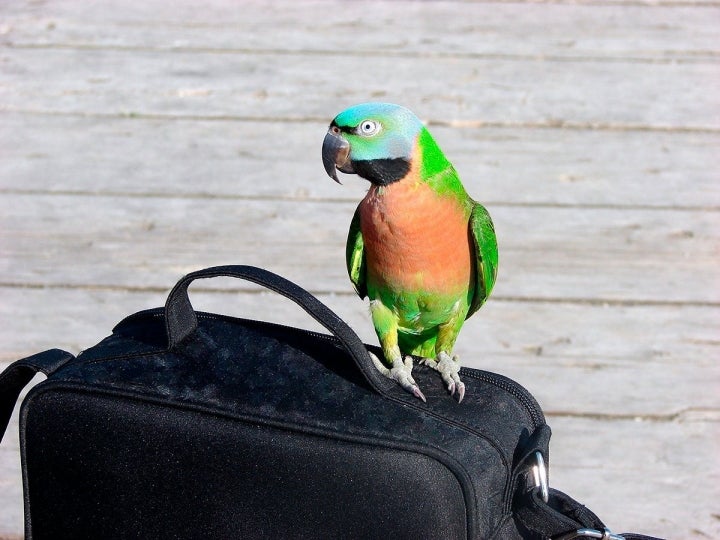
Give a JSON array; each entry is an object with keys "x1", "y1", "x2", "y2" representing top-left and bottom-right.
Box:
[
  {"x1": 467, "y1": 202, "x2": 498, "y2": 319},
  {"x1": 345, "y1": 204, "x2": 367, "y2": 299}
]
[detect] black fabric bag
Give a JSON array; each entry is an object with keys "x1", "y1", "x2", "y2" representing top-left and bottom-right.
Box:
[{"x1": 1, "y1": 265, "x2": 662, "y2": 540}]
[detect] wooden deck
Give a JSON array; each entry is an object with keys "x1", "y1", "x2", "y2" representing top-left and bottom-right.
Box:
[{"x1": 1, "y1": 1, "x2": 718, "y2": 537}]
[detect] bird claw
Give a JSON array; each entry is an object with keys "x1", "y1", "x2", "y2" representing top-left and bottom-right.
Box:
[
  {"x1": 370, "y1": 352, "x2": 426, "y2": 402},
  {"x1": 424, "y1": 352, "x2": 465, "y2": 403},
  {"x1": 411, "y1": 385, "x2": 427, "y2": 402}
]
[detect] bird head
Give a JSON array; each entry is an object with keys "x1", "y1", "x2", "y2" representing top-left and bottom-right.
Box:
[{"x1": 322, "y1": 102, "x2": 424, "y2": 186}]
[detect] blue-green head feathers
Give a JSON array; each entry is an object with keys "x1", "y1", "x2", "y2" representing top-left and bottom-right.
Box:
[
  {"x1": 331, "y1": 102, "x2": 424, "y2": 162},
  {"x1": 322, "y1": 102, "x2": 426, "y2": 185}
]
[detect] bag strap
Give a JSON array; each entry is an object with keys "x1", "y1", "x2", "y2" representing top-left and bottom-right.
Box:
[
  {"x1": 164, "y1": 264, "x2": 395, "y2": 396},
  {"x1": 0, "y1": 349, "x2": 74, "y2": 444},
  {"x1": 515, "y1": 484, "x2": 666, "y2": 540}
]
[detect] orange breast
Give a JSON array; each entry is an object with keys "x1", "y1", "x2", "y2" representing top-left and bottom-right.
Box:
[{"x1": 360, "y1": 178, "x2": 472, "y2": 294}]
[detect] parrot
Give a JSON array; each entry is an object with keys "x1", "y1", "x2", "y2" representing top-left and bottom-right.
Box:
[{"x1": 321, "y1": 102, "x2": 498, "y2": 403}]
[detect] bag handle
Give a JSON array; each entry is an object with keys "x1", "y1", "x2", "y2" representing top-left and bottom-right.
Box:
[
  {"x1": 0, "y1": 349, "x2": 74, "y2": 444},
  {"x1": 164, "y1": 265, "x2": 394, "y2": 396}
]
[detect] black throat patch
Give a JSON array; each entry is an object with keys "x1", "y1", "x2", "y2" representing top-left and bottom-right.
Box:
[{"x1": 352, "y1": 158, "x2": 410, "y2": 186}]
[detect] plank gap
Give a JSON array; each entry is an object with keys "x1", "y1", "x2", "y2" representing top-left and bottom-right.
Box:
[
  {"x1": 4, "y1": 42, "x2": 719, "y2": 65},
  {"x1": 1, "y1": 283, "x2": 717, "y2": 309},
  {"x1": 1, "y1": 188, "x2": 717, "y2": 212},
  {"x1": 545, "y1": 406, "x2": 720, "y2": 422},
  {"x1": 3, "y1": 108, "x2": 718, "y2": 135}
]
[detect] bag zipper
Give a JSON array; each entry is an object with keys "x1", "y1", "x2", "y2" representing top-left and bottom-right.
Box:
[{"x1": 459, "y1": 368, "x2": 545, "y2": 427}]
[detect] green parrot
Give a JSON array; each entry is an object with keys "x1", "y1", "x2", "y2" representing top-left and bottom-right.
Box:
[{"x1": 322, "y1": 103, "x2": 498, "y2": 402}]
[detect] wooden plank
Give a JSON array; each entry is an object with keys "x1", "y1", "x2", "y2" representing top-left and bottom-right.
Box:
[
  {"x1": 1, "y1": 112, "x2": 718, "y2": 210},
  {"x1": 1, "y1": 193, "x2": 717, "y2": 303},
  {"x1": 1, "y1": 287, "x2": 717, "y2": 416},
  {"x1": 0, "y1": 1, "x2": 717, "y2": 537},
  {"x1": 0, "y1": 448, "x2": 25, "y2": 539},
  {"x1": 549, "y1": 415, "x2": 720, "y2": 539},
  {"x1": 1, "y1": 47, "x2": 718, "y2": 130},
  {"x1": 3, "y1": 1, "x2": 719, "y2": 62}
]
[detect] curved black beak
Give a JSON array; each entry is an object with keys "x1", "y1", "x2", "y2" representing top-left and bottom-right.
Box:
[{"x1": 322, "y1": 128, "x2": 351, "y2": 184}]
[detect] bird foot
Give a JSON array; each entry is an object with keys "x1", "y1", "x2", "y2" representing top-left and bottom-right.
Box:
[
  {"x1": 369, "y1": 352, "x2": 426, "y2": 402},
  {"x1": 421, "y1": 352, "x2": 465, "y2": 403}
]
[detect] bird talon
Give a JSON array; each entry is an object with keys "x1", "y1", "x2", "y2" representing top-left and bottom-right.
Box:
[
  {"x1": 369, "y1": 352, "x2": 426, "y2": 402},
  {"x1": 412, "y1": 385, "x2": 427, "y2": 403},
  {"x1": 369, "y1": 351, "x2": 390, "y2": 377},
  {"x1": 423, "y1": 352, "x2": 466, "y2": 402},
  {"x1": 457, "y1": 382, "x2": 466, "y2": 403}
]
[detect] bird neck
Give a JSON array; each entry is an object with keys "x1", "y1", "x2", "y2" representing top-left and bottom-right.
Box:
[{"x1": 353, "y1": 158, "x2": 410, "y2": 186}]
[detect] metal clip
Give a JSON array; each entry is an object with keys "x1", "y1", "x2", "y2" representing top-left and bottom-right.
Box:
[
  {"x1": 554, "y1": 527, "x2": 625, "y2": 540},
  {"x1": 532, "y1": 451, "x2": 549, "y2": 503}
]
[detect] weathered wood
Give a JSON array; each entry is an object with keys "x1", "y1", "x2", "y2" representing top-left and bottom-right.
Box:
[
  {"x1": 550, "y1": 415, "x2": 720, "y2": 539},
  {"x1": 1, "y1": 194, "x2": 717, "y2": 303},
  {"x1": 1, "y1": 112, "x2": 718, "y2": 210},
  {"x1": 2, "y1": 47, "x2": 718, "y2": 129},
  {"x1": 1, "y1": 0, "x2": 718, "y2": 538},
  {"x1": 2, "y1": 1, "x2": 719, "y2": 62},
  {"x1": 0, "y1": 448, "x2": 24, "y2": 540}
]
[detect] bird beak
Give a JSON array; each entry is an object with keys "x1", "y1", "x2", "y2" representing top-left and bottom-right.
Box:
[{"x1": 322, "y1": 127, "x2": 352, "y2": 184}]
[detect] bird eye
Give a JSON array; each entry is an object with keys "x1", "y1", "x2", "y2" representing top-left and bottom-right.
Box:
[{"x1": 359, "y1": 120, "x2": 380, "y2": 136}]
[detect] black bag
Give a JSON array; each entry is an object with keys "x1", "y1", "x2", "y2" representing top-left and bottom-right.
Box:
[{"x1": 1, "y1": 265, "x2": 662, "y2": 539}]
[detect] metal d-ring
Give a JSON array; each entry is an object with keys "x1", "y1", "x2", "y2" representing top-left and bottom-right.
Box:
[
  {"x1": 554, "y1": 527, "x2": 625, "y2": 540},
  {"x1": 532, "y1": 451, "x2": 549, "y2": 503}
]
